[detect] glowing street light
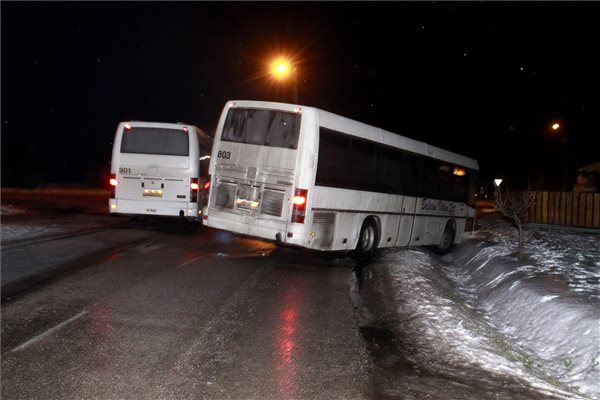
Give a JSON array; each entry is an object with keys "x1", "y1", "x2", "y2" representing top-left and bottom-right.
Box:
[
  {"x1": 270, "y1": 57, "x2": 298, "y2": 104},
  {"x1": 494, "y1": 178, "x2": 503, "y2": 187},
  {"x1": 552, "y1": 122, "x2": 560, "y2": 131}
]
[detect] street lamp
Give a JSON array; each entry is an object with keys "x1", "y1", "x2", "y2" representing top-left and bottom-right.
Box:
[
  {"x1": 494, "y1": 178, "x2": 503, "y2": 201},
  {"x1": 550, "y1": 121, "x2": 571, "y2": 191},
  {"x1": 271, "y1": 58, "x2": 298, "y2": 104}
]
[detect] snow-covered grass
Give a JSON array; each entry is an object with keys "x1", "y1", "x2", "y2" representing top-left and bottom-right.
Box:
[
  {"x1": 444, "y1": 213, "x2": 599, "y2": 398},
  {"x1": 361, "y1": 211, "x2": 598, "y2": 399}
]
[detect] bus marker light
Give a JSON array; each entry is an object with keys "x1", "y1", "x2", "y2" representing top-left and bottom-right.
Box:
[
  {"x1": 109, "y1": 173, "x2": 117, "y2": 199},
  {"x1": 291, "y1": 188, "x2": 308, "y2": 223},
  {"x1": 292, "y1": 195, "x2": 306, "y2": 206},
  {"x1": 190, "y1": 178, "x2": 199, "y2": 202}
]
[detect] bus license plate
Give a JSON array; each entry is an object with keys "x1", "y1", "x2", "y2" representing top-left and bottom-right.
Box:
[{"x1": 143, "y1": 189, "x2": 163, "y2": 197}]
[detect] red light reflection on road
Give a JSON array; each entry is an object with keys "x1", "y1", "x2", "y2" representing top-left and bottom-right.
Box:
[
  {"x1": 85, "y1": 305, "x2": 114, "y2": 367},
  {"x1": 275, "y1": 286, "x2": 301, "y2": 400}
]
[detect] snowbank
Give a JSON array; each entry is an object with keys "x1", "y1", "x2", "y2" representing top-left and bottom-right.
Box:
[{"x1": 443, "y1": 213, "x2": 600, "y2": 398}]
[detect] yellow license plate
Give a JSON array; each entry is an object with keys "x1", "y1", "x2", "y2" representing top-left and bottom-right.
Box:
[{"x1": 143, "y1": 189, "x2": 163, "y2": 197}]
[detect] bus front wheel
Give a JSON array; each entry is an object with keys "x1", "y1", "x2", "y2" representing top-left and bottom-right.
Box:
[
  {"x1": 355, "y1": 219, "x2": 378, "y2": 259},
  {"x1": 434, "y1": 222, "x2": 455, "y2": 255}
]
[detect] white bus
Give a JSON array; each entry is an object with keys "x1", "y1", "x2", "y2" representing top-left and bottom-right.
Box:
[
  {"x1": 203, "y1": 100, "x2": 478, "y2": 257},
  {"x1": 109, "y1": 121, "x2": 212, "y2": 221}
]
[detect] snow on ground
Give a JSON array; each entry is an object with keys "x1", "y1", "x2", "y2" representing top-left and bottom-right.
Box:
[
  {"x1": 1, "y1": 204, "x2": 68, "y2": 243},
  {"x1": 367, "y1": 211, "x2": 599, "y2": 399},
  {"x1": 442, "y1": 212, "x2": 599, "y2": 398}
]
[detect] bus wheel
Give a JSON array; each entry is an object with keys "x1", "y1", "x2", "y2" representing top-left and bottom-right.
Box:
[
  {"x1": 434, "y1": 222, "x2": 455, "y2": 255},
  {"x1": 355, "y1": 219, "x2": 378, "y2": 259}
]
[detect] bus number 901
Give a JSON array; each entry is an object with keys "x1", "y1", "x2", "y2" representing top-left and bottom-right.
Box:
[{"x1": 217, "y1": 151, "x2": 231, "y2": 159}]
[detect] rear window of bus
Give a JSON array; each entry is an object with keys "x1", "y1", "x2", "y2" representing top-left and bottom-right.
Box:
[
  {"x1": 121, "y1": 127, "x2": 189, "y2": 156},
  {"x1": 221, "y1": 108, "x2": 300, "y2": 149}
]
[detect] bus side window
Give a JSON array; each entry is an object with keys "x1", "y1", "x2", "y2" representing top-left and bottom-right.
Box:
[
  {"x1": 376, "y1": 146, "x2": 402, "y2": 194},
  {"x1": 402, "y1": 154, "x2": 422, "y2": 197},
  {"x1": 351, "y1": 139, "x2": 377, "y2": 191},
  {"x1": 316, "y1": 128, "x2": 351, "y2": 188}
]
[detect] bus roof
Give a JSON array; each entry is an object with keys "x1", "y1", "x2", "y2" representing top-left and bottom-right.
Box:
[{"x1": 225, "y1": 100, "x2": 479, "y2": 171}]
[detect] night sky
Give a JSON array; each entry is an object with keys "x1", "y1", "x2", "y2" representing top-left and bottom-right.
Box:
[{"x1": 2, "y1": 1, "x2": 598, "y2": 190}]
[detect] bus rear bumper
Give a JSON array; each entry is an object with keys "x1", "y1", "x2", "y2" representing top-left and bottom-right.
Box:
[
  {"x1": 109, "y1": 199, "x2": 200, "y2": 220},
  {"x1": 204, "y1": 209, "x2": 307, "y2": 246}
]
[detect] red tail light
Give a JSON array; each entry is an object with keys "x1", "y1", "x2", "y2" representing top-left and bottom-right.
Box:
[
  {"x1": 291, "y1": 188, "x2": 308, "y2": 223},
  {"x1": 109, "y1": 174, "x2": 117, "y2": 198},
  {"x1": 190, "y1": 178, "x2": 199, "y2": 202}
]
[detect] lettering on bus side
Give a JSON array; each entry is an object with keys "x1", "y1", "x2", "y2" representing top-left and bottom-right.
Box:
[
  {"x1": 217, "y1": 150, "x2": 231, "y2": 160},
  {"x1": 421, "y1": 199, "x2": 457, "y2": 213},
  {"x1": 421, "y1": 198, "x2": 438, "y2": 211},
  {"x1": 119, "y1": 167, "x2": 132, "y2": 174}
]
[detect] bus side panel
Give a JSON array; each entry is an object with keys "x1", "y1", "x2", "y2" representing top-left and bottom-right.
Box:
[
  {"x1": 410, "y1": 215, "x2": 428, "y2": 246},
  {"x1": 378, "y1": 214, "x2": 401, "y2": 248},
  {"x1": 396, "y1": 196, "x2": 417, "y2": 247}
]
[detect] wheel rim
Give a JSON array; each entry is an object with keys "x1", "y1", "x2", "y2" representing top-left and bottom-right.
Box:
[
  {"x1": 361, "y1": 225, "x2": 375, "y2": 251},
  {"x1": 441, "y1": 226, "x2": 453, "y2": 250}
]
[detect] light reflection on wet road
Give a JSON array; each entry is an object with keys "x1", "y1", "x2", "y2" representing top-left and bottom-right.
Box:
[
  {"x1": 1, "y1": 218, "x2": 372, "y2": 399},
  {"x1": 1, "y1": 215, "x2": 578, "y2": 399}
]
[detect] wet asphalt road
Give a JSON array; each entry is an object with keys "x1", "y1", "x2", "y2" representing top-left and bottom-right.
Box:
[
  {"x1": 1, "y1": 210, "x2": 576, "y2": 400},
  {"x1": 1, "y1": 217, "x2": 373, "y2": 399}
]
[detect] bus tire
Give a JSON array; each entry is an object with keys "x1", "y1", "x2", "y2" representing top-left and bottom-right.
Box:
[
  {"x1": 434, "y1": 221, "x2": 455, "y2": 255},
  {"x1": 355, "y1": 219, "x2": 378, "y2": 259}
]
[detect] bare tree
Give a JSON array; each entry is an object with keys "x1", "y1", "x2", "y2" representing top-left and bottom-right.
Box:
[{"x1": 495, "y1": 187, "x2": 535, "y2": 259}]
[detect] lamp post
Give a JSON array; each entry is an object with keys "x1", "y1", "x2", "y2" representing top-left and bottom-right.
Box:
[
  {"x1": 271, "y1": 58, "x2": 298, "y2": 104},
  {"x1": 551, "y1": 121, "x2": 571, "y2": 191},
  {"x1": 494, "y1": 178, "x2": 503, "y2": 201}
]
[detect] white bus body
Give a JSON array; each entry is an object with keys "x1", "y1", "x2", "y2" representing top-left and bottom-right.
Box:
[
  {"x1": 109, "y1": 121, "x2": 212, "y2": 221},
  {"x1": 203, "y1": 100, "x2": 479, "y2": 255}
]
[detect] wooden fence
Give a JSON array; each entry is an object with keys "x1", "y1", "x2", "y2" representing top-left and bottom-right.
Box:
[{"x1": 522, "y1": 191, "x2": 600, "y2": 228}]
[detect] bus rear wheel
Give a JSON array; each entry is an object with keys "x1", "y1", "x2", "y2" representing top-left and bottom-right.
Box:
[
  {"x1": 355, "y1": 219, "x2": 378, "y2": 259},
  {"x1": 434, "y1": 222, "x2": 455, "y2": 255}
]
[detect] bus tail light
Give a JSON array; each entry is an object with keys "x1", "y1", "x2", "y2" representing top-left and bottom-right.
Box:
[
  {"x1": 190, "y1": 178, "x2": 199, "y2": 202},
  {"x1": 291, "y1": 188, "x2": 308, "y2": 224},
  {"x1": 109, "y1": 174, "x2": 117, "y2": 198}
]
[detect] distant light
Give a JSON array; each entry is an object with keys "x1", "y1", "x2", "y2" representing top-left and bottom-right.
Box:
[
  {"x1": 552, "y1": 123, "x2": 560, "y2": 130},
  {"x1": 276, "y1": 63, "x2": 287, "y2": 74},
  {"x1": 494, "y1": 179, "x2": 503, "y2": 187},
  {"x1": 453, "y1": 167, "x2": 466, "y2": 177}
]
